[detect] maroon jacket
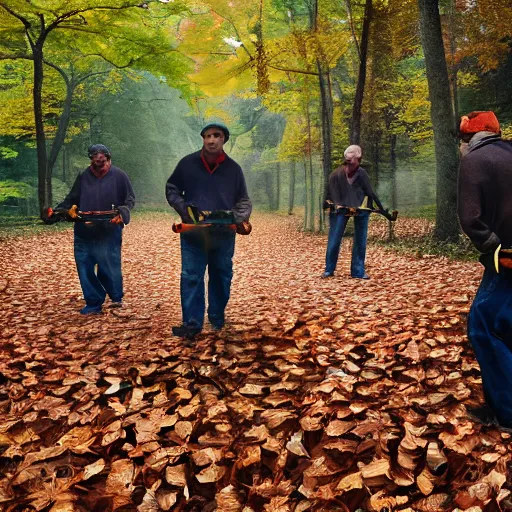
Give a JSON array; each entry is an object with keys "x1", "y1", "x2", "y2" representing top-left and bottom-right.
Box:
[{"x1": 457, "y1": 136, "x2": 512, "y2": 252}]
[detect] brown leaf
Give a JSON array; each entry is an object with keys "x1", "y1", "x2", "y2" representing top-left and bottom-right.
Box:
[
  {"x1": 105, "y1": 459, "x2": 135, "y2": 509},
  {"x1": 174, "y1": 420, "x2": 193, "y2": 440},
  {"x1": 165, "y1": 464, "x2": 187, "y2": 487},
  {"x1": 361, "y1": 458, "x2": 391, "y2": 486},
  {"x1": 241, "y1": 445, "x2": 261, "y2": 467},
  {"x1": 196, "y1": 464, "x2": 226, "y2": 483},
  {"x1": 191, "y1": 447, "x2": 224, "y2": 467},
  {"x1": 367, "y1": 491, "x2": 409, "y2": 512},
  {"x1": 83, "y1": 459, "x2": 106, "y2": 480},
  {"x1": 413, "y1": 493, "x2": 452, "y2": 512},
  {"x1": 336, "y1": 471, "x2": 363, "y2": 493},
  {"x1": 57, "y1": 426, "x2": 95, "y2": 453},
  {"x1": 260, "y1": 409, "x2": 296, "y2": 429},
  {"x1": 216, "y1": 485, "x2": 243, "y2": 512},
  {"x1": 326, "y1": 420, "x2": 355, "y2": 436},
  {"x1": 156, "y1": 491, "x2": 177, "y2": 511},
  {"x1": 101, "y1": 420, "x2": 125, "y2": 446}
]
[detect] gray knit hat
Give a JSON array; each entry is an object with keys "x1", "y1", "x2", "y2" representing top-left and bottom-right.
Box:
[
  {"x1": 88, "y1": 144, "x2": 112, "y2": 159},
  {"x1": 200, "y1": 122, "x2": 230, "y2": 143}
]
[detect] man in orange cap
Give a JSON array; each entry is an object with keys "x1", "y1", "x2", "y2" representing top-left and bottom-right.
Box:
[{"x1": 457, "y1": 111, "x2": 512, "y2": 427}]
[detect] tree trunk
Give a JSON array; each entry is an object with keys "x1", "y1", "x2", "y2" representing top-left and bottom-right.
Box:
[
  {"x1": 389, "y1": 133, "x2": 397, "y2": 241},
  {"x1": 318, "y1": 185, "x2": 324, "y2": 232},
  {"x1": 33, "y1": 45, "x2": 49, "y2": 213},
  {"x1": 390, "y1": 134, "x2": 397, "y2": 209},
  {"x1": 303, "y1": 159, "x2": 308, "y2": 231},
  {"x1": 448, "y1": 0, "x2": 460, "y2": 131},
  {"x1": 350, "y1": 0, "x2": 372, "y2": 145},
  {"x1": 264, "y1": 170, "x2": 275, "y2": 211},
  {"x1": 48, "y1": 80, "x2": 74, "y2": 175},
  {"x1": 62, "y1": 145, "x2": 67, "y2": 183},
  {"x1": 373, "y1": 136, "x2": 380, "y2": 189},
  {"x1": 308, "y1": 154, "x2": 315, "y2": 232},
  {"x1": 418, "y1": 0, "x2": 459, "y2": 241},
  {"x1": 275, "y1": 161, "x2": 280, "y2": 211},
  {"x1": 318, "y1": 63, "x2": 333, "y2": 199},
  {"x1": 288, "y1": 161, "x2": 296, "y2": 215},
  {"x1": 305, "y1": 102, "x2": 315, "y2": 231}
]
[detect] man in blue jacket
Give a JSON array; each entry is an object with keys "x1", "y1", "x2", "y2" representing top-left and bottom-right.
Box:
[
  {"x1": 166, "y1": 122, "x2": 252, "y2": 339},
  {"x1": 53, "y1": 144, "x2": 135, "y2": 314}
]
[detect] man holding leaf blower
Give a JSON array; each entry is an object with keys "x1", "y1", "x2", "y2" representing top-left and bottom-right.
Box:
[
  {"x1": 166, "y1": 122, "x2": 252, "y2": 340},
  {"x1": 44, "y1": 144, "x2": 135, "y2": 315},
  {"x1": 322, "y1": 144, "x2": 396, "y2": 280}
]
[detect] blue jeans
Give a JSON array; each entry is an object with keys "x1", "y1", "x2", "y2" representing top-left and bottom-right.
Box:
[
  {"x1": 325, "y1": 210, "x2": 369, "y2": 277},
  {"x1": 468, "y1": 266, "x2": 512, "y2": 426},
  {"x1": 180, "y1": 227, "x2": 236, "y2": 331},
  {"x1": 74, "y1": 225, "x2": 123, "y2": 309}
]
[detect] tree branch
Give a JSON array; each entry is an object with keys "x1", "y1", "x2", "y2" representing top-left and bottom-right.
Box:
[
  {"x1": 0, "y1": 53, "x2": 32, "y2": 61},
  {"x1": 268, "y1": 63, "x2": 319, "y2": 76},
  {"x1": 43, "y1": 59, "x2": 70, "y2": 87},
  {"x1": 0, "y1": 2, "x2": 36, "y2": 47},
  {"x1": 78, "y1": 47, "x2": 177, "y2": 69},
  {"x1": 46, "y1": 2, "x2": 152, "y2": 33},
  {"x1": 76, "y1": 70, "x2": 112, "y2": 86},
  {"x1": 344, "y1": 0, "x2": 361, "y2": 60},
  {"x1": 209, "y1": 8, "x2": 254, "y2": 60},
  {"x1": 0, "y1": 2, "x2": 31, "y2": 30},
  {"x1": 189, "y1": 51, "x2": 237, "y2": 56}
]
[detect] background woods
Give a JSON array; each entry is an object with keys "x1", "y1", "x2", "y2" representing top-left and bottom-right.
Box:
[
  {"x1": 1, "y1": 1, "x2": 512, "y2": 510},
  {"x1": 0, "y1": 0, "x2": 511, "y2": 229}
]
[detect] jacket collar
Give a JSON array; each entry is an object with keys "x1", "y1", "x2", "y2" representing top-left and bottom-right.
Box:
[{"x1": 200, "y1": 150, "x2": 226, "y2": 174}]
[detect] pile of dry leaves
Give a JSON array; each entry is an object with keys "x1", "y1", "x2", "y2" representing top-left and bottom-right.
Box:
[{"x1": 0, "y1": 213, "x2": 509, "y2": 511}]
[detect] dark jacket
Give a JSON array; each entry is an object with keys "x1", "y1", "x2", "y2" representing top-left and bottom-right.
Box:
[
  {"x1": 58, "y1": 165, "x2": 135, "y2": 237},
  {"x1": 458, "y1": 137, "x2": 512, "y2": 252},
  {"x1": 166, "y1": 150, "x2": 252, "y2": 223},
  {"x1": 326, "y1": 166, "x2": 384, "y2": 211}
]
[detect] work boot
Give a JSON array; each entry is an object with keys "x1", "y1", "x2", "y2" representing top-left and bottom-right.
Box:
[
  {"x1": 172, "y1": 325, "x2": 201, "y2": 340},
  {"x1": 351, "y1": 273, "x2": 370, "y2": 279},
  {"x1": 80, "y1": 304, "x2": 102, "y2": 315},
  {"x1": 466, "y1": 405, "x2": 497, "y2": 426},
  {"x1": 321, "y1": 272, "x2": 334, "y2": 279},
  {"x1": 209, "y1": 315, "x2": 224, "y2": 331}
]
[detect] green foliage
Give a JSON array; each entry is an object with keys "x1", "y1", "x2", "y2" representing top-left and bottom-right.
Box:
[
  {"x1": 0, "y1": 179, "x2": 33, "y2": 201},
  {"x1": 0, "y1": 0, "x2": 194, "y2": 148},
  {"x1": 0, "y1": 146, "x2": 17, "y2": 158},
  {"x1": 0, "y1": 0, "x2": 510, "y2": 224}
]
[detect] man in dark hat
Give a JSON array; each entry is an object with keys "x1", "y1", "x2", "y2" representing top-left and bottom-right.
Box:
[
  {"x1": 51, "y1": 144, "x2": 135, "y2": 314},
  {"x1": 457, "y1": 111, "x2": 512, "y2": 427},
  {"x1": 166, "y1": 122, "x2": 252, "y2": 339}
]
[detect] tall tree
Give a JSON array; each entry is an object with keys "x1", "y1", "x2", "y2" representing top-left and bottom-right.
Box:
[
  {"x1": 0, "y1": 0, "x2": 188, "y2": 214},
  {"x1": 418, "y1": 0, "x2": 459, "y2": 241},
  {"x1": 347, "y1": 0, "x2": 372, "y2": 145}
]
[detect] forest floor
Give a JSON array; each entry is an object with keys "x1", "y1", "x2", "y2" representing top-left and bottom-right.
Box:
[{"x1": 0, "y1": 212, "x2": 510, "y2": 512}]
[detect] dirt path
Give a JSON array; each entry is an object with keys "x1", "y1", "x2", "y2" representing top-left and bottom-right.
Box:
[{"x1": 2, "y1": 213, "x2": 508, "y2": 512}]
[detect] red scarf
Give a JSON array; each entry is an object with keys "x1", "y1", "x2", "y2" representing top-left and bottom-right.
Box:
[
  {"x1": 200, "y1": 150, "x2": 226, "y2": 174},
  {"x1": 90, "y1": 161, "x2": 112, "y2": 179}
]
